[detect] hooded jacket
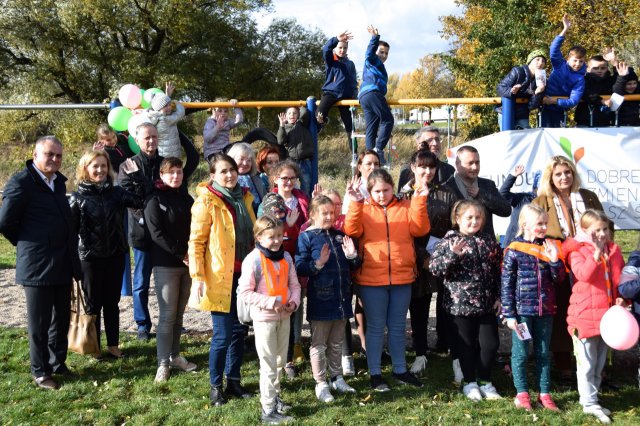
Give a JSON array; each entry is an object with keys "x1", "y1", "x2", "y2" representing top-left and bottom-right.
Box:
[
  {"x1": 619, "y1": 250, "x2": 640, "y2": 324},
  {"x1": 358, "y1": 34, "x2": 388, "y2": 99},
  {"x1": 612, "y1": 71, "x2": 640, "y2": 126},
  {"x1": 544, "y1": 35, "x2": 587, "y2": 111},
  {"x1": 276, "y1": 107, "x2": 314, "y2": 161},
  {"x1": 574, "y1": 71, "x2": 615, "y2": 127},
  {"x1": 321, "y1": 37, "x2": 358, "y2": 99},
  {"x1": 563, "y1": 231, "x2": 624, "y2": 339},
  {"x1": 496, "y1": 65, "x2": 544, "y2": 119}
]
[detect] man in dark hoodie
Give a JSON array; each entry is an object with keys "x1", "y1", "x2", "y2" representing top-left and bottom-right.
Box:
[{"x1": 574, "y1": 54, "x2": 616, "y2": 127}]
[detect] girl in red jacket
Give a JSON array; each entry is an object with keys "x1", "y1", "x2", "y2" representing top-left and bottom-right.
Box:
[{"x1": 562, "y1": 209, "x2": 625, "y2": 424}]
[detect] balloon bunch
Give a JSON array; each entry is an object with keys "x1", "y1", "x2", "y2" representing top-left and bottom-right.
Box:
[{"x1": 107, "y1": 84, "x2": 165, "y2": 154}]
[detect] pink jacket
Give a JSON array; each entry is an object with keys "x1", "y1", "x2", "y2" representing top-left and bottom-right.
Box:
[
  {"x1": 563, "y1": 231, "x2": 624, "y2": 339},
  {"x1": 238, "y1": 248, "x2": 301, "y2": 322}
]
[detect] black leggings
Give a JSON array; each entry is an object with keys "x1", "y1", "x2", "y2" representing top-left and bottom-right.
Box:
[
  {"x1": 451, "y1": 314, "x2": 499, "y2": 383},
  {"x1": 409, "y1": 294, "x2": 432, "y2": 357},
  {"x1": 317, "y1": 93, "x2": 353, "y2": 137}
]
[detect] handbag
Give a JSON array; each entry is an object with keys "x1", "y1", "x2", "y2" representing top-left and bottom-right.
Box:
[
  {"x1": 67, "y1": 280, "x2": 101, "y2": 356},
  {"x1": 236, "y1": 258, "x2": 261, "y2": 325}
]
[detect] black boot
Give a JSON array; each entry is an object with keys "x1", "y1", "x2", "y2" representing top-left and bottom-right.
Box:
[
  {"x1": 225, "y1": 379, "x2": 252, "y2": 399},
  {"x1": 210, "y1": 385, "x2": 227, "y2": 406}
]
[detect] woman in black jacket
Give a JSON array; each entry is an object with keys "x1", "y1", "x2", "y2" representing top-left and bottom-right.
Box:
[
  {"x1": 69, "y1": 151, "x2": 141, "y2": 358},
  {"x1": 144, "y1": 157, "x2": 195, "y2": 382}
]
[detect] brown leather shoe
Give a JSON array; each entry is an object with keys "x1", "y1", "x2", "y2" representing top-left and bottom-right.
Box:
[{"x1": 34, "y1": 376, "x2": 59, "y2": 390}]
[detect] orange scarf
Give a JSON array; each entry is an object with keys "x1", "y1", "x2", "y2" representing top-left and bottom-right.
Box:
[
  {"x1": 506, "y1": 240, "x2": 565, "y2": 267},
  {"x1": 260, "y1": 252, "x2": 289, "y2": 302}
]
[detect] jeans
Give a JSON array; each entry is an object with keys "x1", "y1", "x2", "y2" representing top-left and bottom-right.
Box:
[
  {"x1": 359, "y1": 91, "x2": 394, "y2": 152},
  {"x1": 132, "y1": 248, "x2": 153, "y2": 332},
  {"x1": 511, "y1": 315, "x2": 553, "y2": 393},
  {"x1": 358, "y1": 284, "x2": 412, "y2": 375},
  {"x1": 541, "y1": 108, "x2": 566, "y2": 128},
  {"x1": 573, "y1": 334, "x2": 608, "y2": 407},
  {"x1": 451, "y1": 314, "x2": 499, "y2": 383},
  {"x1": 209, "y1": 273, "x2": 245, "y2": 386},
  {"x1": 154, "y1": 266, "x2": 191, "y2": 365},
  {"x1": 81, "y1": 254, "x2": 125, "y2": 347},
  {"x1": 24, "y1": 284, "x2": 71, "y2": 377},
  {"x1": 310, "y1": 319, "x2": 346, "y2": 383}
]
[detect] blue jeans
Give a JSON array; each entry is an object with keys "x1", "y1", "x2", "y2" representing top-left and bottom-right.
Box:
[
  {"x1": 511, "y1": 315, "x2": 553, "y2": 393},
  {"x1": 132, "y1": 248, "x2": 152, "y2": 332},
  {"x1": 209, "y1": 273, "x2": 246, "y2": 386},
  {"x1": 540, "y1": 108, "x2": 566, "y2": 128},
  {"x1": 359, "y1": 91, "x2": 394, "y2": 153},
  {"x1": 358, "y1": 284, "x2": 412, "y2": 375}
]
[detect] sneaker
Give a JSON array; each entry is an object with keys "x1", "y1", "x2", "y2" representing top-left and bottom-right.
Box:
[
  {"x1": 154, "y1": 365, "x2": 170, "y2": 383},
  {"x1": 293, "y1": 343, "x2": 305, "y2": 363},
  {"x1": 537, "y1": 393, "x2": 560, "y2": 411},
  {"x1": 284, "y1": 362, "x2": 297, "y2": 379},
  {"x1": 410, "y1": 355, "x2": 428, "y2": 375},
  {"x1": 393, "y1": 371, "x2": 424, "y2": 388},
  {"x1": 583, "y1": 405, "x2": 612, "y2": 424},
  {"x1": 275, "y1": 395, "x2": 292, "y2": 414},
  {"x1": 315, "y1": 382, "x2": 335, "y2": 403},
  {"x1": 462, "y1": 382, "x2": 483, "y2": 402},
  {"x1": 137, "y1": 330, "x2": 151, "y2": 341},
  {"x1": 169, "y1": 356, "x2": 197, "y2": 372},
  {"x1": 210, "y1": 385, "x2": 227, "y2": 407},
  {"x1": 342, "y1": 355, "x2": 355, "y2": 377},
  {"x1": 330, "y1": 375, "x2": 356, "y2": 394},
  {"x1": 452, "y1": 359, "x2": 464, "y2": 385},
  {"x1": 514, "y1": 392, "x2": 532, "y2": 411},
  {"x1": 478, "y1": 382, "x2": 501, "y2": 400},
  {"x1": 261, "y1": 408, "x2": 293, "y2": 424},
  {"x1": 370, "y1": 374, "x2": 391, "y2": 392}
]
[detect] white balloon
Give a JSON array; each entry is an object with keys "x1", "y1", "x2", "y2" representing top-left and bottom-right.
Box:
[{"x1": 128, "y1": 113, "x2": 152, "y2": 139}]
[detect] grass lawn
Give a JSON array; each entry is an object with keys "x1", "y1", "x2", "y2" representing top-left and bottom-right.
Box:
[{"x1": 1, "y1": 327, "x2": 639, "y2": 425}]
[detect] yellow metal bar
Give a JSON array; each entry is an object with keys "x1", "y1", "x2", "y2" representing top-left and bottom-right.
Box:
[{"x1": 182, "y1": 94, "x2": 640, "y2": 109}]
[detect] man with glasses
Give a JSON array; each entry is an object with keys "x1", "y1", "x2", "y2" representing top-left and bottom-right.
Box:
[
  {"x1": 0, "y1": 136, "x2": 81, "y2": 390},
  {"x1": 397, "y1": 126, "x2": 455, "y2": 191}
]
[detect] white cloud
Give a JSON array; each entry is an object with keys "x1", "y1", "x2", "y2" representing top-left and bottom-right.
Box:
[{"x1": 253, "y1": 0, "x2": 462, "y2": 75}]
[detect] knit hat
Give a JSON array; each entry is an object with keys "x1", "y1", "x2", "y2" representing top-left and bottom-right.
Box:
[
  {"x1": 151, "y1": 93, "x2": 172, "y2": 111},
  {"x1": 626, "y1": 67, "x2": 638, "y2": 83},
  {"x1": 526, "y1": 49, "x2": 547, "y2": 65},
  {"x1": 260, "y1": 193, "x2": 287, "y2": 218}
]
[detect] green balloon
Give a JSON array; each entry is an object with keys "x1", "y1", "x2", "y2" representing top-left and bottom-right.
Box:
[
  {"x1": 108, "y1": 107, "x2": 132, "y2": 131},
  {"x1": 139, "y1": 89, "x2": 151, "y2": 109},
  {"x1": 128, "y1": 134, "x2": 140, "y2": 154}
]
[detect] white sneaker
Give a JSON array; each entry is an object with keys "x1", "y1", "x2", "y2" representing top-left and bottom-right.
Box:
[
  {"x1": 583, "y1": 405, "x2": 612, "y2": 424},
  {"x1": 410, "y1": 355, "x2": 428, "y2": 375},
  {"x1": 478, "y1": 382, "x2": 502, "y2": 400},
  {"x1": 452, "y1": 359, "x2": 464, "y2": 384},
  {"x1": 154, "y1": 365, "x2": 170, "y2": 383},
  {"x1": 342, "y1": 355, "x2": 355, "y2": 377},
  {"x1": 315, "y1": 382, "x2": 335, "y2": 403},
  {"x1": 330, "y1": 376, "x2": 356, "y2": 394},
  {"x1": 462, "y1": 382, "x2": 483, "y2": 402},
  {"x1": 169, "y1": 355, "x2": 197, "y2": 372}
]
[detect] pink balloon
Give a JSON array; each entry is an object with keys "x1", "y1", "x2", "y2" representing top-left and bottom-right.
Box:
[
  {"x1": 600, "y1": 305, "x2": 639, "y2": 350},
  {"x1": 118, "y1": 84, "x2": 142, "y2": 109}
]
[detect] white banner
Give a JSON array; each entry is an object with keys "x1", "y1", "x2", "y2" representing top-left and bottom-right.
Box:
[{"x1": 446, "y1": 127, "x2": 640, "y2": 233}]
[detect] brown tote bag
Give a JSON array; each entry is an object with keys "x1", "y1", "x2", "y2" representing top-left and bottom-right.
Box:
[{"x1": 68, "y1": 280, "x2": 100, "y2": 356}]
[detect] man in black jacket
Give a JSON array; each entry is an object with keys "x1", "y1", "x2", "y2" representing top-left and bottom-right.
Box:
[
  {"x1": 446, "y1": 145, "x2": 511, "y2": 239},
  {"x1": 397, "y1": 126, "x2": 455, "y2": 192},
  {"x1": 118, "y1": 123, "x2": 163, "y2": 341},
  {"x1": 0, "y1": 136, "x2": 81, "y2": 390}
]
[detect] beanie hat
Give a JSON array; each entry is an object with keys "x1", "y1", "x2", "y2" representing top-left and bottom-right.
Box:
[
  {"x1": 151, "y1": 93, "x2": 172, "y2": 111},
  {"x1": 260, "y1": 193, "x2": 287, "y2": 218},
  {"x1": 526, "y1": 49, "x2": 547, "y2": 65},
  {"x1": 626, "y1": 67, "x2": 638, "y2": 83}
]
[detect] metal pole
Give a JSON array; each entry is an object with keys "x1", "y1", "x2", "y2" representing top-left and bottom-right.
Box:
[
  {"x1": 306, "y1": 96, "x2": 318, "y2": 190},
  {"x1": 501, "y1": 97, "x2": 515, "y2": 131},
  {"x1": 0, "y1": 104, "x2": 109, "y2": 110}
]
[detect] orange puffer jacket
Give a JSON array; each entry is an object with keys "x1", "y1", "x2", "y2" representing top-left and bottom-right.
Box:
[
  {"x1": 344, "y1": 195, "x2": 429, "y2": 286},
  {"x1": 563, "y1": 232, "x2": 624, "y2": 339}
]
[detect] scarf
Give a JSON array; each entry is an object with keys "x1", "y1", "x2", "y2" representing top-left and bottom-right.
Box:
[
  {"x1": 212, "y1": 182, "x2": 254, "y2": 263},
  {"x1": 552, "y1": 191, "x2": 586, "y2": 239},
  {"x1": 506, "y1": 240, "x2": 564, "y2": 265},
  {"x1": 454, "y1": 172, "x2": 479, "y2": 200},
  {"x1": 256, "y1": 242, "x2": 285, "y2": 261}
]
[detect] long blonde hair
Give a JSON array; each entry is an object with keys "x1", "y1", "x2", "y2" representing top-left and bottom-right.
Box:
[{"x1": 538, "y1": 155, "x2": 581, "y2": 197}]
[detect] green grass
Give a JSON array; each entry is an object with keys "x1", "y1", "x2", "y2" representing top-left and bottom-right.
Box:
[{"x1": 1, "y1": 326, "x2": 639, "y2": 425}]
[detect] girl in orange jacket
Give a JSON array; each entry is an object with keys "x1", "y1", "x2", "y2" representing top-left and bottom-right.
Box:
[{"x1": 344, "y1": 168, "x2": 429, "y2": 391}]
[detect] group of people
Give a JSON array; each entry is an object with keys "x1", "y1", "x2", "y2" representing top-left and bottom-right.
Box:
[{"x1": 497, "y1": 13, "x2": 640, "y2": 129}]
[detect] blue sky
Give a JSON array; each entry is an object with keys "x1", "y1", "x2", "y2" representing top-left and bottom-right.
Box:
[{"x1": 253, "y1": 0, "x2": 463, "y2": 76}]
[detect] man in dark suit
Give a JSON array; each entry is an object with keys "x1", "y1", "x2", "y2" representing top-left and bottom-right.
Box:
[
  {"x1": 0, "y1": 136, "x2": 81, "y2": 390},
  {"x1": 446, "y1": 145, "x2": 511, "y2": 238},
  {"x1": 397, "y1": 126, "x2": 455, "y2": 191}
]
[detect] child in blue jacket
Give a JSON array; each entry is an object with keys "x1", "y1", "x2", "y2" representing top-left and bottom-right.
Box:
[
  {"x1": 501, "y1": 204, "x2": 566, "y2": 411},
  {"x1": 541, "y1": 13, "x2": 587, "y2": 127},
  {"x1": 317, "y1": 31, "x2": 358, "y2": 145},
  {"x1": 358, "y1": 25, "x2": 393, "y2": 164},
  {"x1": 296, "y1": 195, "x2": 361, "y2": 403}
]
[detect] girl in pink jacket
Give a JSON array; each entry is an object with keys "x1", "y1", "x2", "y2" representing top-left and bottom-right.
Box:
[{"x1": 239, "y1": 215, "x2": 301, "y2": 424}]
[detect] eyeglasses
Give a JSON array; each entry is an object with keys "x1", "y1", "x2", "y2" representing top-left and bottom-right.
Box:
[{"x1": 278, "y1": 176, "x2": 297, "y2": 181}]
